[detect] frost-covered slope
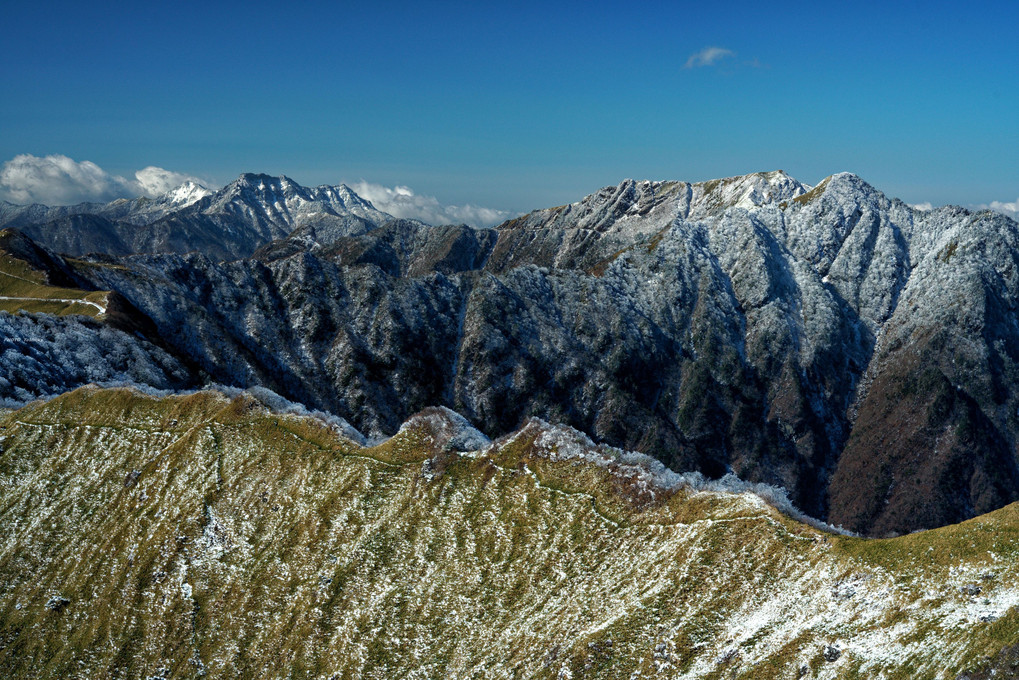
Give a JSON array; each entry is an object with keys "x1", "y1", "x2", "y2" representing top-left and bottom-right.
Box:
[
  {"x1": 485, "y1": 170, "x2": 808, "y2": 273},
  {"x1": 0, "y1": 387, "x2": 1016, "y2": 679},
  {"x1": 0, "y1": 230, "x2": 197, "y2": 401}
]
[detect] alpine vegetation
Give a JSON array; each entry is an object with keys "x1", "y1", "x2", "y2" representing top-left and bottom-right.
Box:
[{"x1": 0, "y1": 386, "x2": 1016, "y2": 679}]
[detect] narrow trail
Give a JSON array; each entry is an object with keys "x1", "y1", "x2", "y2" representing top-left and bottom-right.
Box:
[
  {"x1": 0, "y1": 270, "x2": 45, "y2": 286},
  {"x1": 0, "y1": 295, "x2": 106, "y2": 314}
]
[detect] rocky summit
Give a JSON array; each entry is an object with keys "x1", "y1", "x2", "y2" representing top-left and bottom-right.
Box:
[{"x1": 1, "y1": 170, "x2": 1018, "y2": 541}]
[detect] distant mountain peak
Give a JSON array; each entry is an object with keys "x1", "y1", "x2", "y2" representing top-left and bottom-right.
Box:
[
  {"x1": 692, "y1": 169, "x2": 811, "y2": 213},
  {"x1": 163, "y1": 180, "x2": 212, "y2": 208},
  {"x1": 208, "y1": 174, "x2": 392, "y2": 227}
]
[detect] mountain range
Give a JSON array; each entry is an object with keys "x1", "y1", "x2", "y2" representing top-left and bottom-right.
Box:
[
  {"x1": 1, "y1": 170, "x2": 1018, "y2": 540},
  {"x1": 0, "y1": 174, "x2": 393, "y2": 261}
]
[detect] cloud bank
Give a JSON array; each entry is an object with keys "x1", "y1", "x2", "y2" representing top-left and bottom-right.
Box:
[
  {"x1": 684, "y1": 46, "x2": 735, "y2": 69},
  {"x1": 914, "y1": 199, "x2": 1019, "y2": 221},
  {"x1": 985, "y1": 198, "x2": 1019, "y2": 220},
  {"x1": 350, "y1": 181, "x2": 516, "y2": 228},
  {"x1": 0, "y1": 154, "x2": 207, "y2": 206}
]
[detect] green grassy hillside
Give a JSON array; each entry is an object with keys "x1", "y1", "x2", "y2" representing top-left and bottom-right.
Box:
[
  {"x1": 0, "y1": 387, "x2": 1016, "y2": 679},
  {"x1": 0, "y1": 231, "x2": 109, "y2": 318}
]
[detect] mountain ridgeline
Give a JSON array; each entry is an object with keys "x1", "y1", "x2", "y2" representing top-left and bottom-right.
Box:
[
  {"x1": 0, "y1": 174, "x2": 392, "y2": 261},
  {"x1": 1, "y1": 387, "x2": 1017, "y2": 679},
  {"x1": 2, "y1": 170, "x2": 1019, "y2": 537}
]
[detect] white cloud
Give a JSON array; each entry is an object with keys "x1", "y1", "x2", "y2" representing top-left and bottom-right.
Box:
[
  {"x1": 133, "y1": 166, "x2": 202, "y2": 197},
  {"x1": 0, "y1": 154, "x2": 208, "y2": 206},
  {"x1": 350, "y1": 181, "x2": 516, "y2": 228},
  {"x1": 910, "y1": 202, "x2": 934, "y2": 211},
  {"x1": 967, "y1": 198, "x2": 1019, "y2": 220},
  {"x1": 986, "y1": 198, "x2": 1019, "y2": 220},
  {"x1": 684, "y1": 46, "x2": 736, "y2": 69}
]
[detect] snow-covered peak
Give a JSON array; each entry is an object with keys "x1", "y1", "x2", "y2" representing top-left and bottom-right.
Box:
[
  {"x1": 315, "y1": 183, "x2": 376, "y2": 210},
  {"x1": 220, "y1": 173, "x2": 300, "y2": 200},
  {"x1": 690, "y1": 170, "x2": 811, "y2": 215},
  {"x1": 783, "y1": 172, "x2": 889, "y2": 218},
  {"x1": 164, "y1": 181, "x2": 212, "y2": 208},
  {"x1": 199, "y1": 174, "x2": 393, "y2": 235}
]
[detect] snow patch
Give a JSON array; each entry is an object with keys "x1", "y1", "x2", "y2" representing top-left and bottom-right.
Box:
[{"x1": 164, "y1": 181, "x2": 212, "y2": 207}]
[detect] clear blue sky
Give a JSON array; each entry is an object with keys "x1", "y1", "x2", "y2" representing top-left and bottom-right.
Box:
[{"x1": 3, "y1": 0, "x2": 1017, "y2": 212}]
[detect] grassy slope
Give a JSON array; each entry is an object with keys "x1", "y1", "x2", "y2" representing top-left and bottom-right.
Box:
[
  {"x1": 0, "y1": 387, "x2": 1016, "y2": 679},
  {"x1": 0, "y1": 248, "x2": 109, "y2": 319}
]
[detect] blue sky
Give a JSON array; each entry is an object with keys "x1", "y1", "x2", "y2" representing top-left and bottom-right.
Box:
[{"x1": 2, "y1": 0, "x2": 1017, "y2": 215}]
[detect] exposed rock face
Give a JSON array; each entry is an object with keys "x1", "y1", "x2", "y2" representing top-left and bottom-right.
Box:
[
  {"x1": 4, "y1": 170, "x2": 1019, "y2": 536},
  {"x1": 959, "y1": 644, "x2": 1019, "y2": 680},
  {"x1": 0, "y1": 387, "x2": 1017, "y2": 679}
]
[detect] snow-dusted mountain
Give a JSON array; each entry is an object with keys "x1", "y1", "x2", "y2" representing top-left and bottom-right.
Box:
[
  {"x1": 3, "y1": 169, "x2": 1019, "y2": 538},
  {"x1": 0, "y1": 180, "x2": 211, "y2": 228},
  {"x1": 203, "y1": 173, "x2": 389, "y2": 230},
  {"x1": 485, "y1": 169, "x2": 810, "y2": 272},
  {"x1": 0, "y1": 174, "x2": 399, "y2": 260},
  {"x1": 117, "y1": 179, "x2": 214, "y2": 224}
]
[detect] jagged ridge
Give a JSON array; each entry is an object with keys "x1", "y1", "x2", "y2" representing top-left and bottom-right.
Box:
[{"x1": 0, "y1": 174, "x2": 399, "y2": 260}]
